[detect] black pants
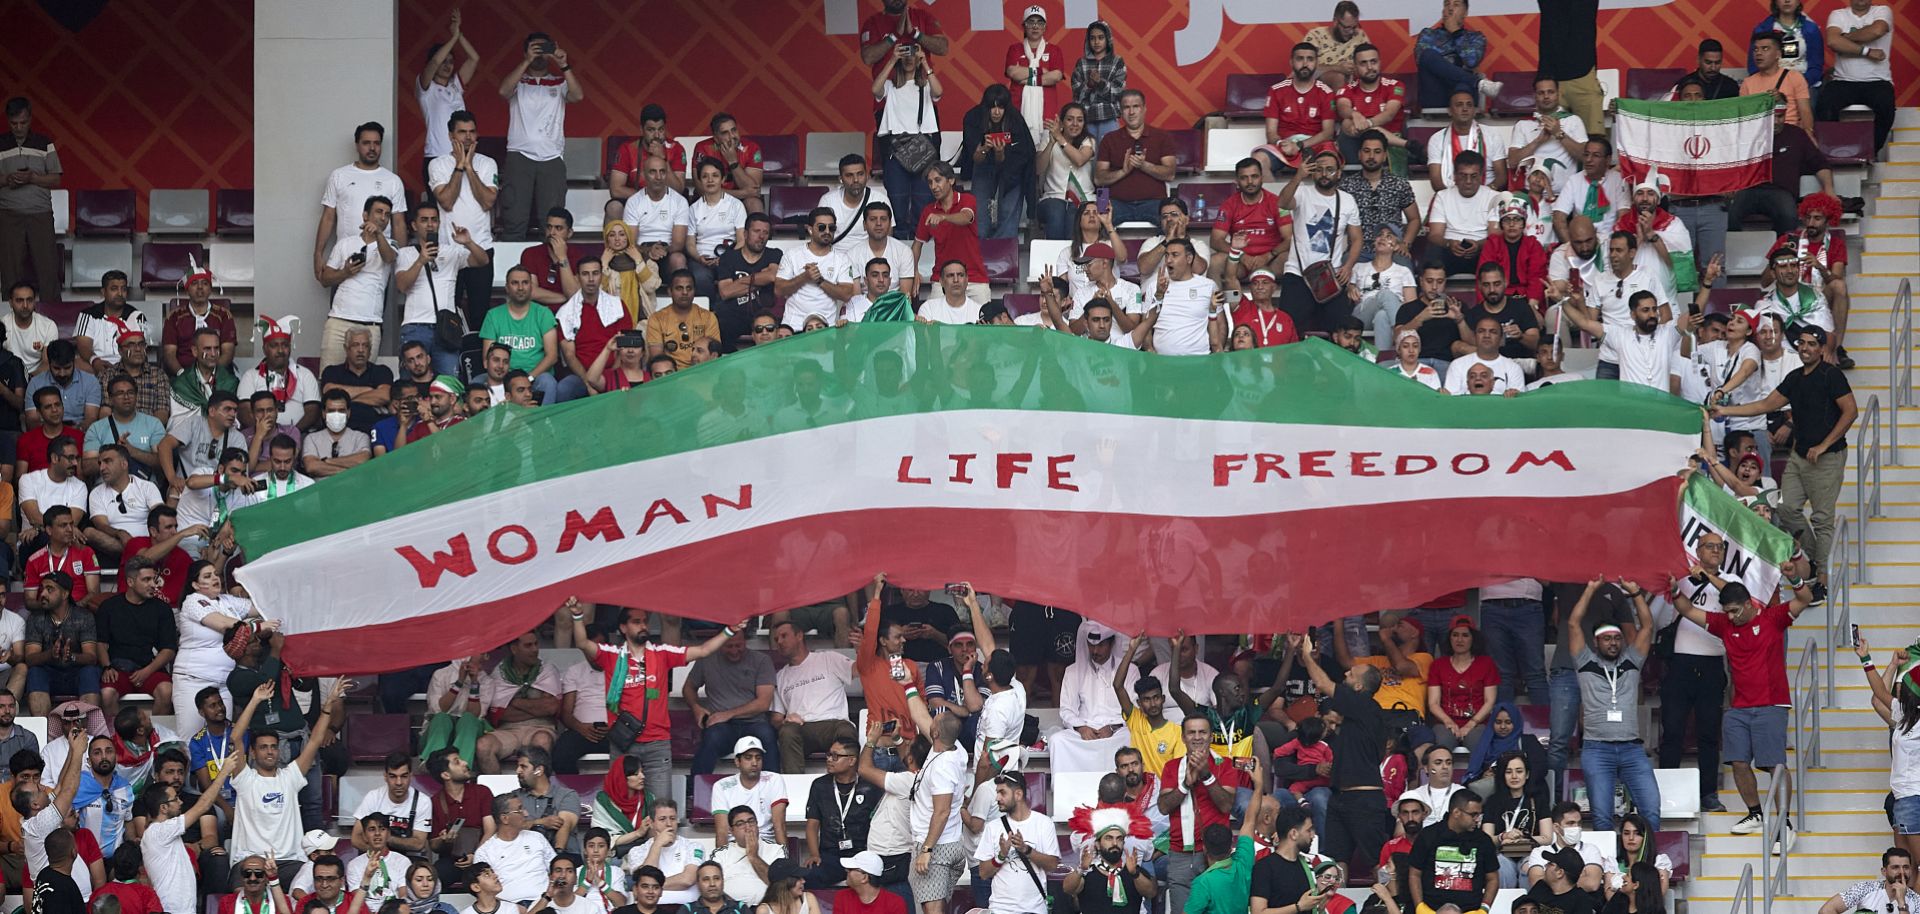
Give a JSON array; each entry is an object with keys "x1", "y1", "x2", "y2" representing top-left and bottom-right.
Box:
[
  {"x1": 1729, "y1": 186, "x2": 1797, "y2": 235},
  {"x1": 1658, "y1": 652, "x2": 1728, "y2": 799},
  {"x1": 455, "y1": 256, "x2": 494, "y2": 330},
  {"x1": 553, "y1": 725, "x2": 609, "y2": 774},
  {"x1": 1278, "y1": 273, "x2": 1351, "y2": 334},
  {"x1": 1817, "y1": 79, "x2": 1896, "y2": 153},
  {"x1": 1323, "y1": 788, "x2": 1391, "y2": 873}
]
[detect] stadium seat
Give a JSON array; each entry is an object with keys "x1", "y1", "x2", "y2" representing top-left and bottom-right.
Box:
[
  {"x1": 746, "y1": 134, "x2": 801, "y2": 185},
  {"x1": 688, "y1": 774, "x2": 720, "y2": 825},
  {"x1": 1625, "y1": 67, "x2": 1686, "y2": 101},
  {"x1": 1817, "y1": 120, "x2": 1874, "y2": 166},
  {"x1": 1483, "y1": 71, "x2": 1539, "y2": 117},
  {"x1": 768, "y1": 185, "x2": 818, "y2": 230},
  {"x1": 1654, "y1": 767, "x2": 1700, "y2": 820},
  {"x1": 1656, "y1": 831, "x2": 1691, "y2": 883},
  {"x1": 675, "y1": 136, "x2": 708, "y2": 177},
  {"x1": 1023, "y1": 771, "x2": 1052, "y2": 817},
  {"x1": 564, "y1": 189, "x2": 611, "y2": 234},
  {"x1": 148, "y1": 189, "x2": 210, "y2": 235},
  {"x1": 805, "y1": 132, "x2": 869, "y2": 177},
  {"x1": 216, "y1": 189, "x2": 254, "y2": 236},
  {"x1": 42, "y1": 301, "x2": 88, "y2": 338},
  {"x1": 73, "y1": 190, "x2": 136, "y2": 236},
  {"x1": 1595, "y1": 68, "x2": 1621, "y2": 106},
  {"x1": 1175, "y1": 182, "x2": 1236, "y2": 232},
  {"x1": 1003, "y1": 292, "x2": 1041, "y2": 318},
  {"x1": 980, "y1": 238, "x2": 1019, "y2": 285},
  {"x1": 1026, "y1": 239, "x2": 1071, "y2": 281},
  {"x1": 938, "y1": 131, "x2": 964, "y2": 164},
  {"x1": 1407, "y1": 125, "x2": 1438, "y2": 166},
  {"x1": 1168, "y1": 128, "x2": 1203, "y2": 175},
  {"x1": 781, "y1": 774, "x2": 818, "y2": 821},
  {"x1": 564, "y1": 137, "x2": 603, "y2": 183},
  {"x1": 1725, "y1": 231, "x2": 1775, "y2": 276},
  {"x1": 490, "y1": 241, "x2": 535, "y2": 287},
  {"x1": 669, "y1": 708, "x2": 698, "y2": 760},
  {"x1": 210, "y1": 242, "x2": 256, "y2": 288},
  {"x1": 1202, "y1": 126, "x2": 1265, "y2": 175},
  {"x1": 69, "y1": 239, "x2": 131, "y2": 289},
  {"x1": 1705, "y1": 287, "x2": 1762, "y2": 312},
  {"x1": 141, "y1": 242, "x2": 207, "y2": 290},
  {"x1": 51, "y1": 188, "x2": 69, "y2": 235},
  {"x1": 1802, "y1": 170, "x2": 1863, "y2": 201},
  {"x1": 346, "y1": 714, "x2": 412, "y2": 763},
  {"x1": 1049, "y1": 770, "x2": 1102, "y2": 822},
  {"x1": 1223, "y1": 73, "x2": 1285, "y2": 119}
]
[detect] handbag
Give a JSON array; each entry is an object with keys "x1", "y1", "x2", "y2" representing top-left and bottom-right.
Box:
[
  {"x1": 889, "y1": 82, "x2": 939, "y2": 175},
  {"x1": 607, "y1": 710, "x2": 646, "y2": 754},
  {"x1": 425, "y1": 255, "x2": 467, "y2": 351}
]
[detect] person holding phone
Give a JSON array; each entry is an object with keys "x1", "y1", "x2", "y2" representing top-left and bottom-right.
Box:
[
  {"x1": 497, "y1": 32, "x2": 583, "y2": 241},
  {"x1": 0, "y1": 97, "x2": 61, "y2": 303}
]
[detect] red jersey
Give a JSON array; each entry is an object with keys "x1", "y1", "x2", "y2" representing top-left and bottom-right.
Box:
[
  {"x1": 1160, "y1": 753, "x2": 1243, "y2": 852},
  {"x1": 161, "y1": 301, "x2": 238, "y2": 354},
  {"x1": 406, "y1": 415, "x2": 465, "y2": 444},
  {"x1": 1217, "y1": 190, "x2": 1290, "y2": 256},
  {"x1": 690, "y1": 138, "x2": 763, "y2": 191},
  {"x1": 1003, "y1": 41, "x2": 1066, "y2": 114},
  {"x1": 121, "y1": 537, "x2": 190, "y2": 605},
  {"x1": 592, "y1": 641, "x2": 689, "y2": 743},
  {"x1": 1768, "y1": 228, "x2": 1848, "y2": 286},
  {"x1": 92, "y1": 881, "x2": 164, "y2": 914},
  {"x1": 860, "y1": 7, "x2": 946, "y2": 105},
  {"x1": 25, "y1": 543, "x2": 97, "y2": 598},
  {"x1": 16, "y1": 425, "x2": 82, "y2": 474},
  {"x1": 916, "y1": 192, "x2": 988, "y2": 282},
  {"x1": 610, "y1": 138, "x2": 687, "y2": 187},
  {"x1": 1707, "y1": 601, "x2": 1795, "y2": 707},
  {"x1": 1230, "y1": 301, "x2": 1300, "y2": 347},
  {"x1": 1336, "y1": 76, "x2": 1408, "y2": 136},
  {"x1": 518, "y1": 245, "x2": 572, "y2": 304},
  {"x1": 1263, "y1": 80, "x2": 1337, "y2": 140}
]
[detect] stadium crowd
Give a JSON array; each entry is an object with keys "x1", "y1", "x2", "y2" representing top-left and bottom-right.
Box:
[{"x1": 0, "y1": 0, "x2": 1909, "y2": 912}]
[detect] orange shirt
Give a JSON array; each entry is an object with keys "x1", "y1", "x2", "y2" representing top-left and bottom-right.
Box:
[
  {"x1": 1741, "y1": 69, "x2": 1810, "y2": 127},
  {"x1": 855, "y1": 597, "x2": 925, "y2": 742}
]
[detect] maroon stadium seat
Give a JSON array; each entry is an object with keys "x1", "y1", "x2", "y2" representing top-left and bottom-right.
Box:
[
  {"x1": 1223, "y1": 73, "x2": 1286, "y2": 119},
  {"x1": 142, "y1": 242, "x2": 207, "y2": 290},
  {"x1": 1174, "y1": 182, "x2": 1236, "y2": 231},
  {"x1": 669, "y1": 708, "x2": 698, "y2": 760},
  {"x1": 216, "y1": 189, "x2": 254, "y2": 236},
  {"x1": 1484, "y1": 71, "x2": 1538, "y2": 118},
  {"x1": 747, "y1": 134, "x2": 801, "y2": 184},
  {"x1": 768, "y1": 185, "x2": 819, "y2": 231},
  {"x1": 1626, "y1": 68, "x2": 1687, "y2": 101},
  {"x1": 74, "y1": 190, "x2": 136, "y2": 236},
  {"x1": 1657, "y1": 830, "x2": 1691, "y2": 882},
  {"x1": 347, "y1": 713, "x2": 412, "y2": 763},
  {"x1": 1817, "y1": 120, "x2": 1874, "y2": 166},
  {"x1": 603, "y1": 135, "x2": 639, "y2": 179},
  {"x1": 1002, "y1": 292, "x2": 1041, "y2": 318},
  {"x1": 688, "y1": 773, "x2": 721, "y2": 825},
  {"x1": 42, "y1": 301, "x2": 88, "y2": 338},
  {"x1": 981, "y1": 237, "x2": 1019, "y2": 285},
  {"x1": 1706, "y1": 287, "x2": 1763, "y2": 312},
  {"x1": 1169, "y1": 128, "x2": 1203, "y2": 175}
]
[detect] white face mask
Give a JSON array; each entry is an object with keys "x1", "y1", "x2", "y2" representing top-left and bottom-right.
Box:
[
  {"x1": 1562, "y1": 825, "x2": 1584, "y2": 844},
  {"x1": 324, "y1": 412, "x2": 348, "y2": 433}
]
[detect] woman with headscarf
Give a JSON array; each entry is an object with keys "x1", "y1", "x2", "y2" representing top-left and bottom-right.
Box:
[
  {"x1": 1462, "y1": 701, "x2": 1544, "y2": 793},
  {"x1": 1047, "y1": 620, "x2": 1138, "y2": 773},
  {"x1": 958, "y1": 83, "x2": 1036, "y2": 240},
  {"x1": 593, "y1": 755, "x2": 652, "y2": 854},
  {"x1": 394, "y1": 862, "x2": 457, "y2": 914},
  {"x1": 1071, "y1": 20, "x2": 1128, "y2": 140},
  {"x1": 599, "y1": 221, "x2": 659, "y2": 327}
]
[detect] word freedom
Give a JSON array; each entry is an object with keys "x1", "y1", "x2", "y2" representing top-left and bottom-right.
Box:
[{"x1": 1212, "y1": 447, "x2": 1576, "y2": 484}]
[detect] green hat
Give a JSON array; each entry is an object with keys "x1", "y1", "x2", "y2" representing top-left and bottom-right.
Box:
[{"x1": 429, "y1": 374, "x2": 466, "y2": 397}]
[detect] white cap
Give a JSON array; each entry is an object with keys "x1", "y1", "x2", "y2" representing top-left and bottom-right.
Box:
[
  {"x1": 303, "y1": 830, "x2": 336, "y2": 857},
  {"x1": 733, "y1": 736, "x2": 766, "y2": 756},
  {"x1": 1023, "y1": 4, "x2": 1048, "y2": 21},
  {"x1": 841, "y1": 850, "x2": 886, "y2": 876}
]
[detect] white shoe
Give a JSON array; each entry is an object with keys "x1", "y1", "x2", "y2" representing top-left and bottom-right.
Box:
[
  {"x1": 1774, "y1": 821, "x2": 1796, "y2": 855},
  {"x1": 1730, "y1": 811, "x2": 1764, "y2": 835},
  {"x1": 1479, "y1": 78, "x2": 1505, "y2": 100}
]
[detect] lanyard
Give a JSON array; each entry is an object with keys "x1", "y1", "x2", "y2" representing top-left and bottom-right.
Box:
[
  {"x1": 1255, "y1": 308, "x2": 1286, "y2": 345},
  {"x1": 1602, "y1": 661, "x2": 1623, "y2": 708},
  {"x1": 266, "y1": 474, "x2": 298, "y2": 499}
]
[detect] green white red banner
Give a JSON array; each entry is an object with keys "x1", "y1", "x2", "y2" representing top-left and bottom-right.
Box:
[
  {"x1": 231, "y1": 328, "x2": 1703, "y2": 676},
  {"x1": 1679, "y1": 472, "x2": 1795, "y2": 598},
  {"x1": 1615, "y1": 94, "x2": 1775, "y2": 197}
]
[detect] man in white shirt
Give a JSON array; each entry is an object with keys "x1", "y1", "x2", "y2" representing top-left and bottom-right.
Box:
[
  {"x1": 497, "y1": 33, "x2": 583, "y2": 241},
  {"x1": 1820, "y1": 0, "x2": 1895, "y2": 153},
  {"x1": 236, "y1": 319, "x2": 321, "y2": 431},
  {"x1": 908, "y1": 715, "x2": 971, "y2": 906},
  {"x1": 1547, "y1": 215, "x2": 1606, "y2": 309},
  {"x1": 1426, "y1": 149, "x2": 1501, "y2": 276},
  {"x1": 1523, "y1": 802, "x2": 1609, "y2": 889},
  {"x1": 972, "y1": 775, "x2": 1062, "y2": 914},
  {"x1": 850, "y1": 203, "x2": 916, "y2": 299},
  {"x1": 919, "y1": 260, "x2": 985, "y2": 325},
  {"x1": 1277, "y1": 146, "x2": 1362, "y2": 332},
  {"x1": 475, "y1": 794, "x2": 559, "y2": 906},
  {"x1": 231, "y1": 680, "x2": 343, "y2": 884},
  {"x1": 1067, "y1": 243, "x2": 1145, "y2": 331},
  {"x1": 85, "y1": 444, "x2": 161, "y2": 550},
  {"x1": 774, "y1": 209, "x2": 856, "y2": 329},
  {"x1": 429, "y1": 109, "x2": 501, "y2": 328},
  {"x1": 1553, "y1": 140, "x2": 1627, "y2": 244},
  {"x1": 319, "y1": 195, "x2": 398, "y2": 368},
  {"x1": 1585, "y1": 289, "x2": 1685, "y2": 393},
  {"x1": 532, "y1": 857, "x2": 606, "y2": 914},
  {"x1": 710, "y1": 806, "x2": 785, "y2": 906},
  {"x1": 820, "y1": 155, "x2": 892, "y2": 257},
  {"x1": 620, "y1": 156, "x2": 691, "y2": 274},
  {"x1": 710, "y1": 737, "x2": 788, "y2": 850},
  {"x1": 624, "y1": 801, "x2": 700, "y2": 907},
  {"x1": 312, "y1": 122, "x2": 407, "y2": 288},
  {"x1": 1567, "y1": 230, "x2": 1671, "y2": 377},
  {"x1": 20, "y1": 730, "x2": 88, "y2": 897},
  {"x1": 1050, "y1": 622, "x2": 1138, "y2": 773},
  {"x1": 1445, "y1": 315, "x2": 1526, "y2": 395},
  {"x1": 1149, "y1": 238, "x2": 1222, "y2": 355},
  {"x1": 839, "y1": 257, "x2": 898, "y2": 325},
  {"x1": 1506, "y1": 77, "x2": 1588, "y2": 196},
  {"x1": 395, "y1": 200, "x2": 491, "y2": 377},
  {"x1": 1425, "y1": 90, "x2": 1502, "y2": 191},
  {"x1": 768, "y1": 621, "x2": 856, "y2": 774},
  {"x1": 417, "y1": 12, "x2": 477, "y2": 165}
]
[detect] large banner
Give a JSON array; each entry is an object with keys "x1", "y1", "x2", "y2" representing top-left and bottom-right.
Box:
[{"x1": 233, "y1": 328, "x2": 1700, "y2": 675}]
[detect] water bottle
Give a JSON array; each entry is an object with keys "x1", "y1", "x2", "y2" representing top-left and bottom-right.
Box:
[{"x1": 1195, "y1": 194, "x2": 1207, "y2": 223}]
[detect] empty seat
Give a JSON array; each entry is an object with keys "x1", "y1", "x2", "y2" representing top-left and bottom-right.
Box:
[
  {"x1": 491, "y1": 241, "x2": 535, "y2": 287},
  {"x1": 1026, "y1": 239, "x2": 1072, "y2": 281},
  {"x1": 1175, "y1": 182, "x2": 1237, "y2": 231},
  {"x1": 148, "y1": 189, "x2": 209, "y2": 235},
  {"x1": 1656, "y1": 831, "x2": 1691, "y2": 882},
  {"x1": 767, "y1": 185, "x2": 819, "y2": 230},
  {"x1": 1483, "y1": 71, "x2": 1538, "y2": 117},
  {"x1": 142, "y1": 242, "x2": 207, "y2": 290},
  {"x1": 1003, "y1": 292, "x2": 1041, "y2": 318},
  {"x1": 51, "y1": 189, "x2": 69, "y2": 235},
  {"x1": 1625, "y1": 67, "x2": 1686, "y2": 101},
  {"x1": 938, "y1": 131, "x2": 964, "y2": 164},
  {"x1": 73, "y1": 190, "x2": 136, "y2": 236},
  {"x1": 1202, "y1": 126, "x2": 1266, "y2": 174},
  {"x1": 746, "y1": 134, "x2": 801, "y2": 185},
  {"x1": 1222, "y1": 73, "x2": 1286, "y2": 119},
  {"x1": 346, "y1": 713, "x2": 411, "y2": 763},
  {"x1": 210, "y1": 243, "x2": 256, "y2": 287},
  {"x1": 1168, "y1": 128, "x2": 1203, "y2": 175},
  {"x1": 563, "y1": 137, "x2": 603, "y2": 183},
  {"x1": 69, "y1": 239, "x2": 132, "y2": 289},
  {"x1": 215, "y1": 189, "x2": 253, "y2": 235},
  {"x1": 1817, "y1": 120, "x2": 1874, "y2": 166},
  {"x1": 804, "y1": 132, "x2": 868, "y2": 177},
  {"x1": 565, "y1": 189, "x2": 611, "y2": 234},
  {"x1": 42, "y1": 301, "x2": 89, "y2": 338},
  {"x1": 1725, "y1": 231, "x2": 1775, "y2": 276},
  {"x1": 980, "y1": 237, "x2": 1019, "y2": 285}
]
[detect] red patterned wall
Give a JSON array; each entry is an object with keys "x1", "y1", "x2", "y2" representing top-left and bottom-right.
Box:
[
  {"x1": 0, "y1": 0, "x2": 252, "y2": 229},
  {"x1": 395, "y1": 0, "x2": 1920, "y2": 181}
]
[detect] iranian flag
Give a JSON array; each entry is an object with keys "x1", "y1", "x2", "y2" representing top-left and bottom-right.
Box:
[
  {"x1": 1679, "y1": 472, "x2": 1796, "y2": 598},
  {"x1": 231, "y1": 328, "x2": 1703, "y2": 676},
  {"x1": 1615, "y1": 94, "x2": 1774, "y2": 197}
]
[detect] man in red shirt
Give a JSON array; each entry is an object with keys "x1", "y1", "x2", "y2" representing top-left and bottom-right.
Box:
[
  {"x1": 1157, "y1": 713, "x2": 1242, "y2": 914},
  {"x1": 568, "y1": 599, "x2": 732, "y2": 825},
  {"x1": 1766, "y1": 192, "x2": 1852, "y2": 367},
  {"x1": 1210, "y1": 158, "x2": 1291, "y2": 292},
  {"x1": 15, "y1": 387, "x2": 82, "y2": 479},
  {"x1": 608, "y1": 103, "x2": 687, "y2": 205},
  {"x1": 831, "y1": 851, "x2": 906, "y2": 914},
  {"x1": 1335, "y1": 44, "x2": 1410, "y2": 167},
  {"x1": 1676, "y1": 576, "x2": 1812, "y2": 842},
  {"x1": 690, "y1": 113, "x2": 764, "y2": 212},
  {"x1": 517, "y1": 208, "x2": 580, "y2": 307},
  {"x1": 1094, "y1": 89, "x2": 1179, "y2": 226},
  {"x1": 912, "y1": 163, "x2": 988, "y2": 303},
  {"x1": 1258, "y1": 43, "x2": 1337, "y2": 181},
  {"x1": 406, "y1": 375, "x2": 466, "y2": 442},
  {"x1": 1230, "y1": 270, "x2": 1300, "y2": 347},
  {"x1": 859, "y1": 0, "x2": 949, "y2": 114},
  {"x1": 122, "y1": 505, "x2": 199, "y2": 606},
  {"x1": 24, "y1": 506, "x2": 101, "y2": 609}
]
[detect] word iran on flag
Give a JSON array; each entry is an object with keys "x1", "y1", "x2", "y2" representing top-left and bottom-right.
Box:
[
  {"x1": 1615, "y1": 94, "x2": 1774, "y2": 197},
  {"x1": 1679, "y1": 472, "x2": 1795, "y2": 598}
]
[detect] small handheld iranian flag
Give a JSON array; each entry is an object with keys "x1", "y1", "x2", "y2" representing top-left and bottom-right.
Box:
[
  {"x1": 1679, "y1": 472, "x2": 1795, "y2": 598},
  {"x1": 1615, "y1": 95, "x2": 1774, "y2": 197}
]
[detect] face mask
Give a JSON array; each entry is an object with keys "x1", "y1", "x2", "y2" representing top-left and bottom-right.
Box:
[
  {"x1": 325, "y1": 412, "x2": 348, "y2": 433},
  {"x1": 1562, "y1": 825, "x2": 1583, "y2": 844}
]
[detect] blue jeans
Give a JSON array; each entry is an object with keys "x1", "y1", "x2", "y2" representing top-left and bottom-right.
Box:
[
  {"x1": 968, "y1": 863, "x2": 993, "y2": 911},
  {"x1": 971, "y1": 158, "x2": 1026, "y2": 239},
  {"x1": 1110, "y1": 197, "x2": 1160, "y2": 226},
  {"x1": 556, "y1": 373, "x2": 589, "y2": 402},
  {"x1": 882, "y1": 154, "x2": 933, "y2": 241},
  {"x1": 27, "y1": 664, "x2": 101, "y2": 698},
  {"x1": 1547, "y1": 668, "x2": 1580, "y2": 789},
  {"x1": 1279, "y1": 786, "x2": 1332, "y2": 839},
  {"x1": 690, "y1": 717, "x2": 783, "y2": 776},
  {"x1": 1672, "y1": 200, "x2": 1728, "y2": 289},
  {"x1": 400, "y1": 322, "x2": 461, "y2": 377},
  {"x1": 1480, "y1": 599, "x2": 1548, "y2": 703},
  {"x1": 277, "y1": 730, "x2": 327, "y2": 831},
  {"x1": 1088, "y1": 119, "x2": 1120, "y2": 141},
  {"x1": 1036, "y1": 197, "x2": 1076, "y2": 240},
  {"x1": 1418, "y1": 49, "x2": 1483, "y2": 109},
  {"x1": 1580, "y1": 740, "x2": 1661, "y2": 831}
]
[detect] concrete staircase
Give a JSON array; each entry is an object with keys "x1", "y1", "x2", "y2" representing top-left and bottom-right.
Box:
[{"x1": 1684, "y1": 107, "x2": 1920, "y2": 911}]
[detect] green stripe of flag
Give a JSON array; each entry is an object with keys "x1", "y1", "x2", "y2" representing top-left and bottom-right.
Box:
[
  {"x1": 1615, "y1": 94, "x2": 1775, "y2": 126},
  {"x1": 231, "y1": 328, "x2": 1701, "y2": 557},
  {"x1": 1682, "y1": 472, "x2": 1795, "y2": 565}
]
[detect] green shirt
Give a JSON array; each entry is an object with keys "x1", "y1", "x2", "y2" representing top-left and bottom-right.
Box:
[
  {"x1": 1186, "y1": 834, "x2": 1254, "y2": 914},
  {"x1": 479, "y1": 303, "x2": 558, "y2": 373}
]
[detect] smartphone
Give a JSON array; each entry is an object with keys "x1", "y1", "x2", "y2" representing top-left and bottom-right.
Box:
[
  {"x1": 945, "y1": 582, "x2": 969, "y2": 597},
  {"x1": 347, "y1": 250, "x2": 367, "y2": 267},
  {"x1": 882, "y1": 720, "x2": 898, "y2": 735},
  {"x1": 536, "y1": 40, "x2": 556, "y2": 55},
  {"x1": 1095, "y1": 187, "x2": 1110, "y2": 214},
  {"x1": 448, "y1": 818, "x2": 465, "y2": 833},
  {"x1": 987, "y1": 132, "x2": 1012, "y2": 147},
  {"x1": 1852, "y1": 624, "x2": 1862, "y2": 642},
  {"x1": 616, "y1": 331, "x2": 647, "y2": 350}
]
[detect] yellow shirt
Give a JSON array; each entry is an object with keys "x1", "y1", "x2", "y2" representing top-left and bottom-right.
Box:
[
  {"x1": 1356, "y1": 652, "x2": 1432, "y2": 714},
  {"x1": 644, "y1": 305, "x2": 722, "y2": 368},
  {"x1": 1127, "y1": 707, "x2": 1185, "y2": 774}
]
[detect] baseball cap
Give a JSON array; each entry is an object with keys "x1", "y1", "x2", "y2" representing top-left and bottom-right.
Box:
[
  {"x1": 1023, "y1": 4, "x2": 1048, "y2": 21},
  {"x1": 1449, "y1": 614, "x2": 1476, "y2": 632},
  {"x1": 733, "y1": 736, "x2": 765, "y2": 756},
  {"x1": 1545, "y1": 847, "x2": 1587, "y2": 877},
  {"x1": 302, "y1": 830, "x2": 336, "y2": 857},
  {"x1": 1077, "y1": 241, "x2": 1116, "y2": 262},
  {"x1": 767, "y1": 858, "x2": 800, "y2": 884},
  {"x1": 1383, "y1": 609, "x2": 1424, "y2": 639},
  {"x1": 841, "y1": 851, "x2": 886, "y2": 876}
]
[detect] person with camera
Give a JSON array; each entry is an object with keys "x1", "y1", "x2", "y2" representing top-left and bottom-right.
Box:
[
  {"x1": 643, "y1": 270, "x2": 721, "y2": 371},
  {"x1": 529, "y1": 857, "x2": 605, "y2": 914},
  {"x1": 396, "y1": 199, "x2": 490, "y2": 378},
  {"x1": 582, "y1": 330, "x2": 649, "y2": 395},
  {"x1": 497, "y1": 33, "x2": 582, "y2": 241},
  {"x1": 319, "y1": 195, "x2": 398, "y2": 364}
]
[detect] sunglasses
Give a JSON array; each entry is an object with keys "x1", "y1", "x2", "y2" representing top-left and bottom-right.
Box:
[
  {"x1": 752, "y1": 324, "x2": 778, "y2": 333},
  {"x1": 814, "y1": 222, "x2": 836, "y2": 231},
  {"x1": 243, "y1": 870, "x2": 269, "y2": 879}
]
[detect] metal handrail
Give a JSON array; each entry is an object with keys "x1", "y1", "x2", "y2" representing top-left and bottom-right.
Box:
[
  {"x1": 1729, "y1": 862, "x2": 1757, "y2": 914},
  {"x1": 1855, "y1": 395, "x2": 1884, "y2": 585},
  {"x1": 1892, "y1": 278, "x2": 1912, "y2": 465},
  {"x1": 1824, "y1": 515, "x2": 1854, "y2": 704},
  {"x1": 1755, "y1": 639, "x2": 1822, "y2": 913}
]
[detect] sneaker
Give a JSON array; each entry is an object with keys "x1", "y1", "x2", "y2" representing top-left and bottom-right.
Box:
[
  {"x1": 1809, "y1": 581, "x2": 1829, "y2": 607},
  {"x1": 1701, "y1": 796, "x2": 1728, "y2": 813},
  {"x1": 1478, "y1": 77, "x2": 1505, "y2": 100},
  {"x1": 1774, "y1": 821, "x2": 1796, "y2": 855},
  {"x1": 1731, "y1": 811, "x2": 1764, "y2": 835},
  {"x1": 1838, "y1": 346, "x2": 1856, "y2": 370}
]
